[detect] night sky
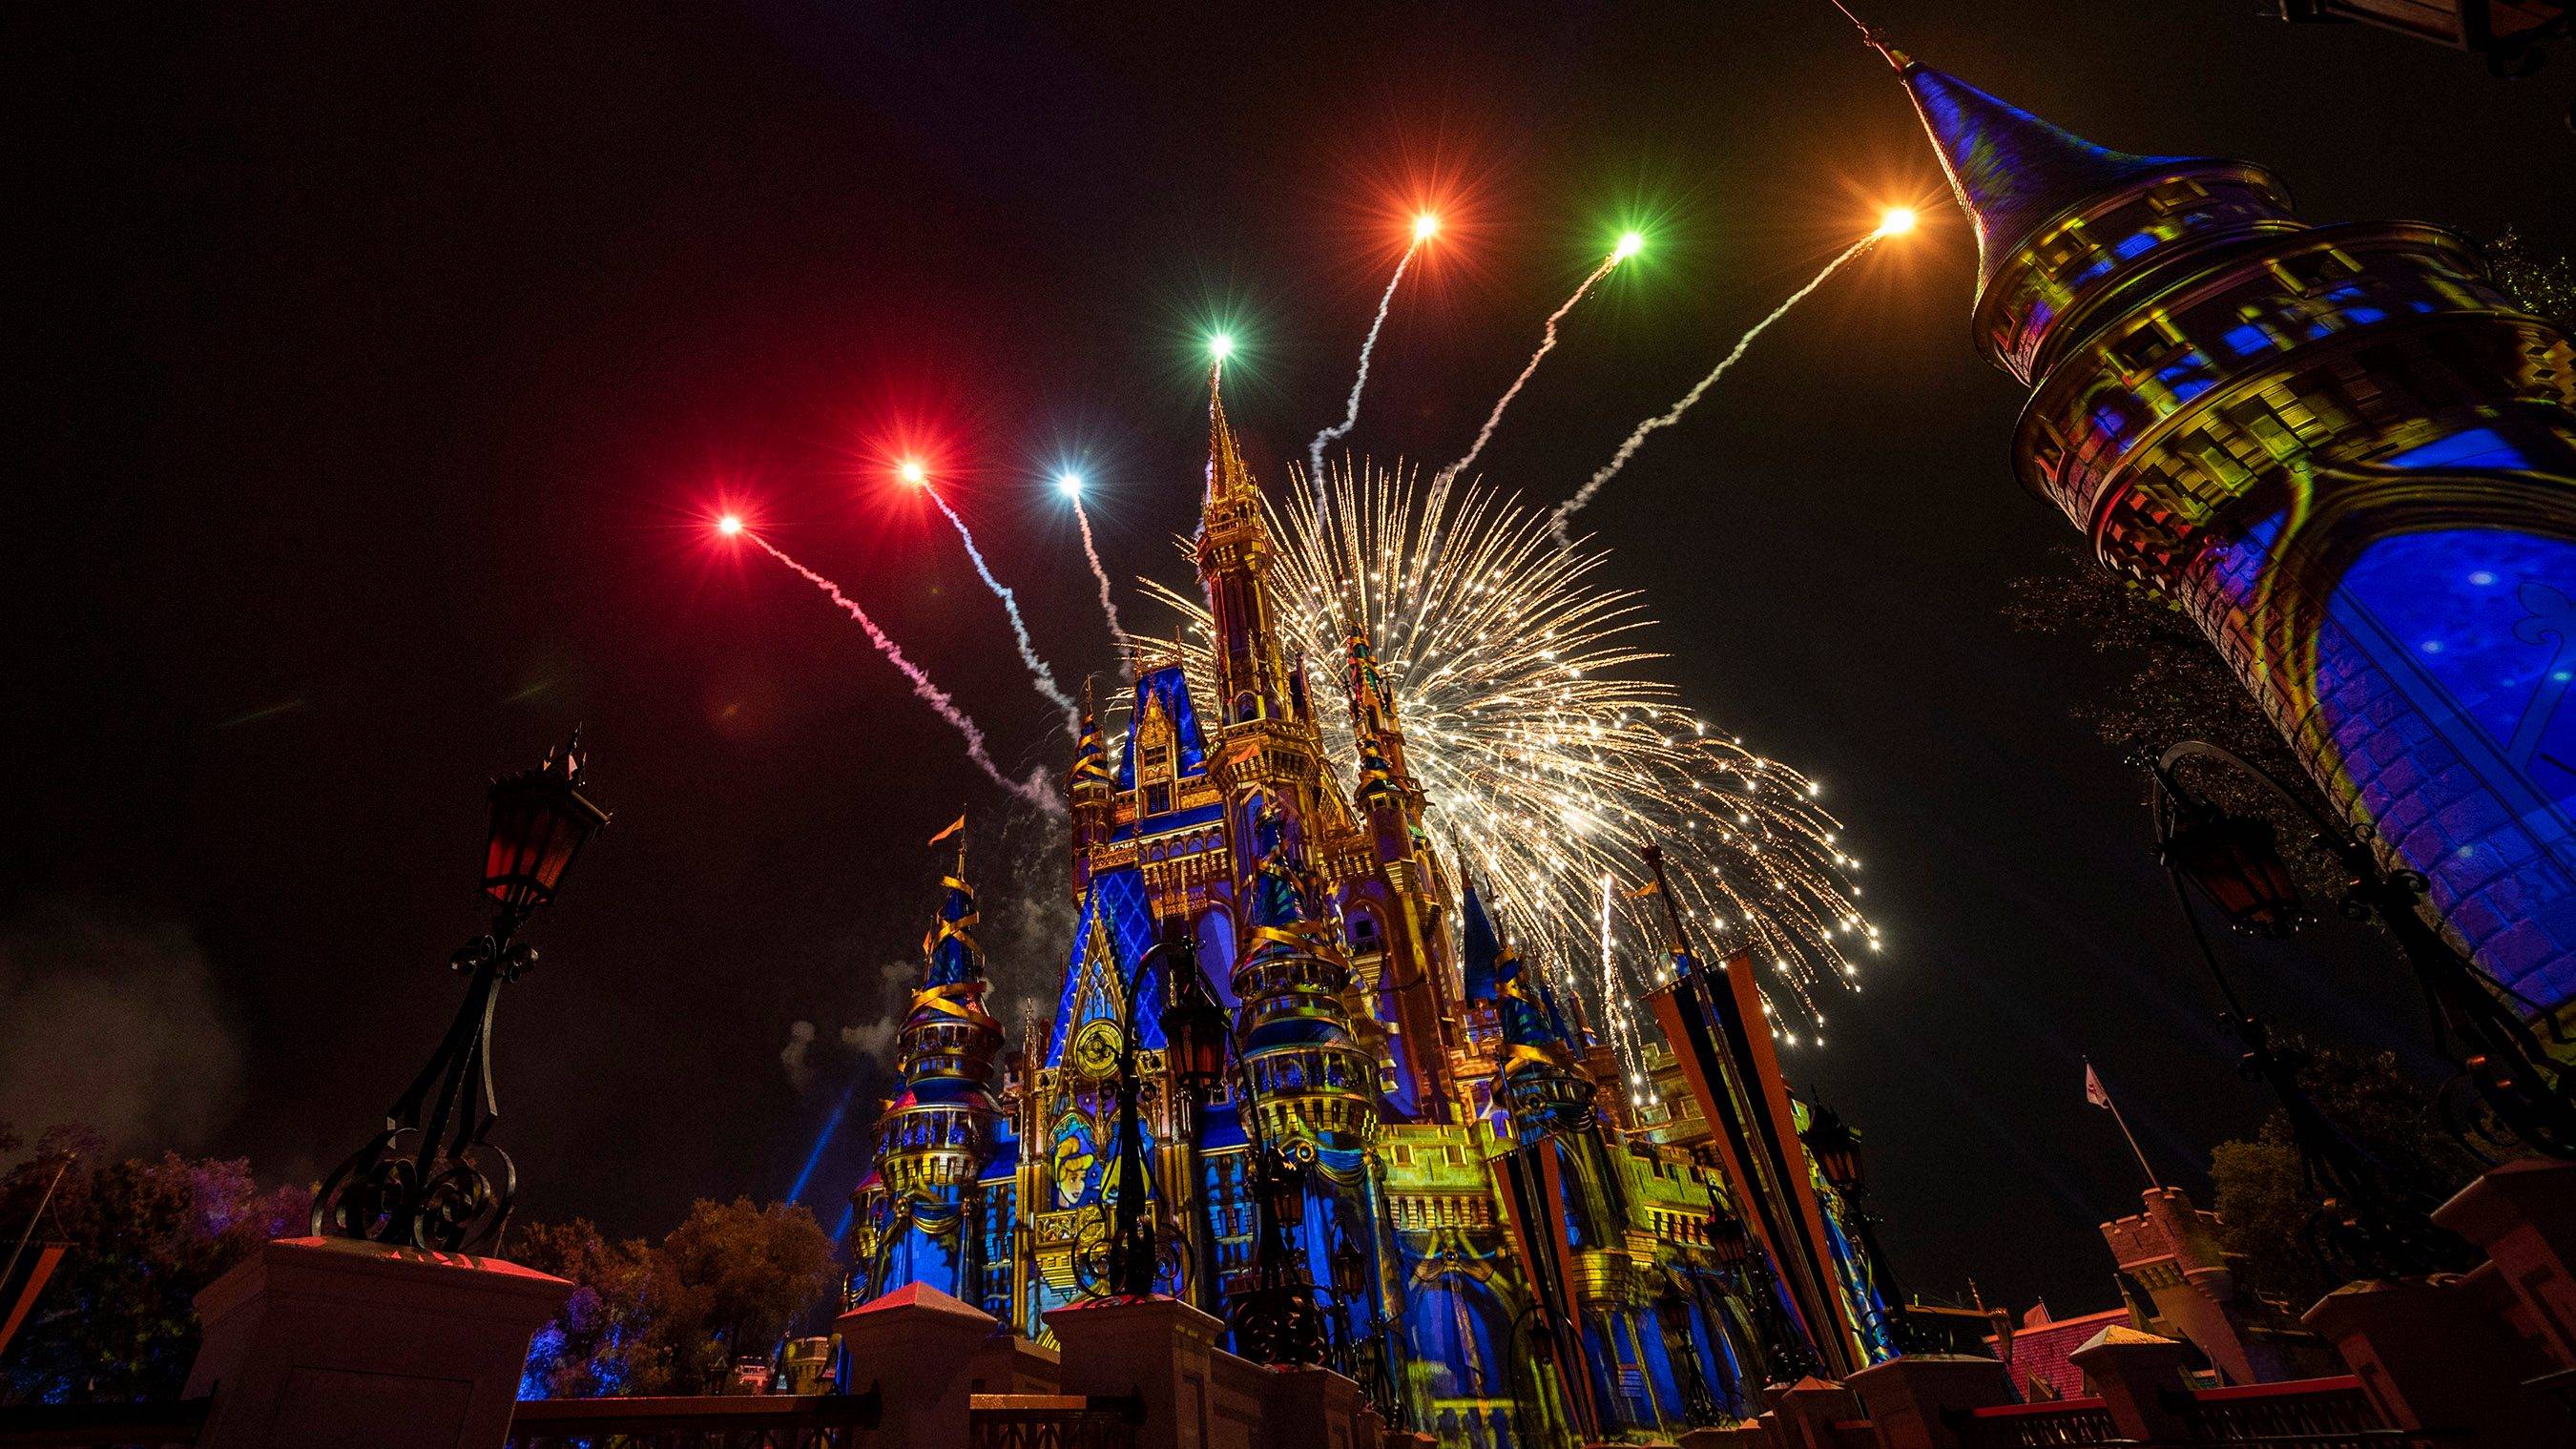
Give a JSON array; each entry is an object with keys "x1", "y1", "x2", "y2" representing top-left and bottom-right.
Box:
[{"x1": 13, "y1": 2, "x2": 2566, "y2": 1316}]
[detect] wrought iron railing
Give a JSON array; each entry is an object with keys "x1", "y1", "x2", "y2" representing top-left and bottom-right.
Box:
[
  {"x1": 966, "y1": 1393, "x2": 1142, "y2": 1449},
  {"x1": 504, "y1": 1390, "x2": 882, "y2": 1448}
]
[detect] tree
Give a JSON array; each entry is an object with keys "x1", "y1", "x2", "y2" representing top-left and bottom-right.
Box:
[
  {"x1": 514, "y1": 1198, "x2": 840, "y2": 1397},
  {"x1": 2208, "y1": 1042, "x2": 2484, "y2": 1307},
  {"x1": 0, "y1": 1126, "x2": 309, "y2": 1406},
  {"x1": 511, "y1": 1217, "x2": 656, "y2": 1398},
  {"x1": 2003, "y1": 544, "x2": 2345, "y2": 894},
  {"x1": 2485, "y1": 229, "x2": 2576, "y2": 330}
]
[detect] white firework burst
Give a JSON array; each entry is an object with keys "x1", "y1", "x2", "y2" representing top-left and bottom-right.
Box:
[{"x1": 1134, "y1": 463, "x2": 1881, "y2": 1075}]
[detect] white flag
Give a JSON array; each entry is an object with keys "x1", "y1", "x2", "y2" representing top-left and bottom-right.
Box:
[{"x1": 2085, "y1": 1060, "x2": 2112, "y2": 1109}]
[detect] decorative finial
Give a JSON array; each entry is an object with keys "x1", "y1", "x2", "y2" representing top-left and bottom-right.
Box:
[{"x1": 1824, "y1": 0, "x2": 1907, "y2": 68}]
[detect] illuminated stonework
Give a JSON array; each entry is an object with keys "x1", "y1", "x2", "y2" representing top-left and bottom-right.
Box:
[{"x1": 1893, "y1": 51, "x2": 2576, "y2": 1013}]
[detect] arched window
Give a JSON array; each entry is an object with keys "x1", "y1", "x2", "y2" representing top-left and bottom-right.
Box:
[{"x1": 1348, "y1": 910, "x2": 1384, "y2": 956}]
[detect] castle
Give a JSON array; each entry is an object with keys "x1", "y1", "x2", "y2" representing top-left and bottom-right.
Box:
[
  {"x1": 839, "y1": 34, "x2": 2576, "y2": 1443},
  {"x1": 843, "y1": 377, "x2": 1896, "y2": 1443}
]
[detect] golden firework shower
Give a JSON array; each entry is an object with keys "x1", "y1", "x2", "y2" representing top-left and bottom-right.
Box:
[{"x1": 1138, "y1": 464, "x2": 1880, "y2": 1064}]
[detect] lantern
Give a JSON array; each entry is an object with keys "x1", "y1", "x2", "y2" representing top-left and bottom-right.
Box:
[
  {"x1": 483, "y1": 730, "x2": 611, "y2": 916},
  {"x1": 1261, "y1": 1155, "x2": 1309, "y2": 1232},
  {"x1": 2162, "y1": 807, "x2": 2302, "y2": 937},
  {"x1": 1708, "y1": 1209, "x2": 1751, "y2": 1268},
  {"x1": 1800, "y1": 1103, "x2": 1865, "y2": 1196},
  {"x1": 1162, "y1": 924, "x2": 1232, "y2": 1100}
]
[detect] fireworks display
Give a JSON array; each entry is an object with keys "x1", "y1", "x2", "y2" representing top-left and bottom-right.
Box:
[
  {"x1": 1306, "y1": 215, "x2": 1436, "y2": 511},
  {"x1": 1059, "y1": 472, "x2": 1129, "y2": 663},
  {"x1": 922, "y1": 480, "x2": 1084, "y2": 738},
  {"x1": 739, "y1": 529, "x2": 1061, "y2": 814},
  {"x1": 1548, "y1": 227, "x2": 1885, "y2": 546},
  {"x1": 1138, "y1": 464, "x2": 1880, "y2": 1072},
  {"x1": 1435, "y1": 237, "x2": 1635, "y2": 486}
]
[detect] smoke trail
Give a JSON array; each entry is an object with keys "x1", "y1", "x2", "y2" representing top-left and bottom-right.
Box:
[
  {"x1": 924, "y1": 488, "x2": 1083, "y2": 737},
  {"x1": 1068, "y1": 494, "x2": 1128, "y2": 670},
  {"x1": 1307, "y1": 244, "x2": 1420, "y2": 511},
  {"x1": 1549, "y1": 235, "x2": 1877, "y2": 546},
  {"x1": 1437, "y1": 254, "x2": 1618, "y2": 488},
  {"x1": 748, "y1": 533, "x2": 1059, "y2": 814}
]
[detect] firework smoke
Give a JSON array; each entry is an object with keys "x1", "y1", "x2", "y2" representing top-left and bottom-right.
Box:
[
  {"x1": 1307, "y1": 244, "x2": 1420, "y2": 511},
  {"x1": 924, "y1": 488, "x2": 1083, "y2": 737},
  {"x1": 748, "y1": 533, "x2": 1059, "y2": 814},
  {"x1": 1548, "y1": 235, "x2": 1877, "y2": 546},
  {"x1": 1438, "y1": 251, "x2": 1619, "y2": 487},
  {"x1": 1068, "y1": 492, "x2": 1128, "y2": 670},
  {"x1": 1143, "y1": 466, "x2": 1878, "y2": 1068}
]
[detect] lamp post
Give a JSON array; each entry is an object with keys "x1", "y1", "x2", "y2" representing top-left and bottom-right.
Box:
[
  {"x1": 2146, "y1": 743, "x2": 2476, "y2": 1279},
  {"x1": 1099, "y1": 919, "x2": 1220, "y2": 1299},
  {"x1": 1228, "y1": 1105, "x2": 1326, "y2": 1366},
  {"x1": 1654, "y1": 1270, "x2": 1723, "y2": 1428},
  {"x1": 311, "y1": 730, "x2": 609, "y2": 1254},
  {"x1": 1703, "y1": 1192, "x2": 1817, "y2": 1384},
  {"x1": 1797, "y1": 1102, "x2": 1910, "y2": 1356},
  {"x1": 1504, "y1": 1299, "x2": 1566, "y2": 1449}
]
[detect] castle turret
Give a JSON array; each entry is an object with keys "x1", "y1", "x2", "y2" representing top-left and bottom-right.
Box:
[
  {"x1": 1231, "y1": 799, "x2": 1379, "y2": 1159},
  {"x1": 1342, "y1": 627, "x2": 1464, "y2": 1122},
  {"x1": 852, "y1": 839, "x2": 1005, "y2": 1302},
  {"x1": 1886, "y1": 43, "x2": 2576, "y2": 1012},
  {"x1": 1068, "y1": 681, "x2": 1113, "y2": 893},
  {"x1": 1464, "y1": 882, "x2": 1591, "y2": 1140}
]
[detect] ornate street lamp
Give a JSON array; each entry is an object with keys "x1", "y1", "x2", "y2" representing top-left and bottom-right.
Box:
[
  {"x1": 1226, "y1": 1089, "x2": 1325, "y2": 1366},
  {"x1": 1798, "y1": 1106, "x2": 1865, "y2": 1196},
  {"x1": 1164, "y1": 934, "x2": 1232, "y2": 1101},
  {"x1": 2153, "y1": 741, "x2": 2576, "y2": 1164},
  {"x1": 2147, "y1": 744, "x2": 2478, "y2": 1280},
  {"x1": 2158, "y1": 807, "x2": 2304, "y2": 938},
  {"x1": 1798, "y1": 1103, "x2": 1911, "y2": 1356},
  {"x1": 1654, "y1": 1273, "x2": 1723, "y2": 1427},
  {"x1": 1103, "y1": 918, "x2": 1208, "y2": 1299},
  {"x1": 312, "y1": 731, "x2": 609, "y2": 1254},
  {"x1": 1701, "y1": 1191, "x2": 1817, "y2": 1383}
]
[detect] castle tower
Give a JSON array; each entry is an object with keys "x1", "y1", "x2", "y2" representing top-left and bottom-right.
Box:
[
  {"x1": 1343, "y1": 628, "x2": 1465, "y2": 1121},
  {"x1": 1884, "y1": 46, "x2": 2576, "y2": 1011},
  {"x1": 1068, "y1": 680, "x2": 1113, "y2": 895},
  {"x1": 1195, "y1": 370, "x2": 1355, "y2": 860},
  {"x1": 851, "y1": 841, "x2": 1005, "y2": 1302}
]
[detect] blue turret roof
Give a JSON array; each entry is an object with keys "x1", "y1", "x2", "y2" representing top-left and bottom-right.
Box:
[
  {"x1": 923, "y1": 857, "x2": 982, "y2": 990},
  {"x1": 1894, "y1": 57, "x2": 2204, "y2": 294},
  {"x1": 1462, "y1": 880, "x2": 1503, "y2": 1004}
]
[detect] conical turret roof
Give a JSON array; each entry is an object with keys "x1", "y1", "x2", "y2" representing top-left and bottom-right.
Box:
[
  {"x1": 922, "y1": 844, "x2": 984, "y2": 990},
  {"x1": 1886, "y1": 51, "x2": 2204, "y2": 294},
  {"x1": 1205, "y1": 364, "x2": 1257, "y2": 508}
]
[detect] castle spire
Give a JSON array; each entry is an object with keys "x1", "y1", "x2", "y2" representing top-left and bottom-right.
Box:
[
  {"x1": 1070, "y1": 678, "x2": 1111, "y2": 794},
  {"x1": 1879, "y1": 51, "x2": 2203, "y2": 296},
  {"x1": 1344, "y1": 627, "x2": 1414, "y2": 805},
  {"x1": 1206, "y1": 362, "x2": 1257, "y2": 510}
]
